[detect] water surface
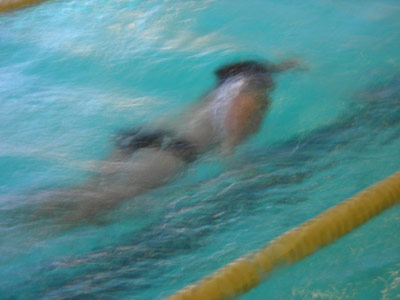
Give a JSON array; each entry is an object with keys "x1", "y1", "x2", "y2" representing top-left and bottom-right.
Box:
[{"x1": 0, "y1": 0, "x2": 399, "y2": 299}]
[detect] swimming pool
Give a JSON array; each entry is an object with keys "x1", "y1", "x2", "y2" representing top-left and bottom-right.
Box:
[{"x1": 0, "y1": 0, "x2": 399, "y2": 299}]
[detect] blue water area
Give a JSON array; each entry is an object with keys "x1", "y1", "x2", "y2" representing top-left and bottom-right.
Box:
[{"x1": 1, "y1": 0, "x2": 399, "y2": 299}]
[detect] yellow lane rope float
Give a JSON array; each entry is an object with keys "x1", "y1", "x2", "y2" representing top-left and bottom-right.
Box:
[
  {"x1": 0, "y1": 0, "x2": 47, "y2": 13},
  {"x1": 165, "y1": 171, "x2": 400, "y2": 300}
]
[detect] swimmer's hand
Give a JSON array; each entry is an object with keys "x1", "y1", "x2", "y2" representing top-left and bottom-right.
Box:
[{"x1": 269, "y1": 58, "x2": 309, "y2": 73}]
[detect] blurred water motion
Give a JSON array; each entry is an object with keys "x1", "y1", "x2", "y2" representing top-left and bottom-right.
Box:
[{"x1": 0, "y1": 0, "x2": 399, "y2": 299}]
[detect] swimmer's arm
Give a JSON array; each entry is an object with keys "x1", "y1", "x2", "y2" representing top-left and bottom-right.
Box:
[
  {"x1": 223, "y1": 93, "x2": 267, "y2": 153},
  {"x1": 267, "y1": 58, "x2": 308, "y2": 73}
]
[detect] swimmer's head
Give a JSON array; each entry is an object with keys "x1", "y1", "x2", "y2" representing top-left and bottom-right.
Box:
[{"x1": 215, "y1": 61, "x2": 274, "y2": 88}]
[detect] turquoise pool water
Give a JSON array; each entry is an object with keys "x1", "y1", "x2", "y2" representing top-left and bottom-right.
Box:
[{"x1": 1, "y1": 0, "x2": 399, "y2": 299}]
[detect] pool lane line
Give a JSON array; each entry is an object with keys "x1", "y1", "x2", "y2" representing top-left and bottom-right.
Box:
[
  {"x1": 165, "y1": 170, "x2": 400, "y2": 300},
  {"x1": 0, "y1": 0, "x2": 48, "y2": 13}
]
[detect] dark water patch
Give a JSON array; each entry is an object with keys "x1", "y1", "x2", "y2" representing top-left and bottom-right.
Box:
[{"x1": 251, "y1": 75, "x2": 400, "y2": 166}]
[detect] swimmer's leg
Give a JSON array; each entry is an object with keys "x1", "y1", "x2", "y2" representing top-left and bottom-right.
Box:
[{"x1": 37, "y1": 148, "x2": 186, "y2": 223}]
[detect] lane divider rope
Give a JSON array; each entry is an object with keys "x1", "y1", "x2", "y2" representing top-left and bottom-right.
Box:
[
  {"x1": 165, "y1": 171, "x2": 400, "y2": 300},
  {"x1": 0, "y1": 0, "x2": 47, "y2": 13}
]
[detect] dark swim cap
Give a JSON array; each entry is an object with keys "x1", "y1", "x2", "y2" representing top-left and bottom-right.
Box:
[
  {"x1": 214, "y1": 60, "x2": 275, "y2": 89},
  {"x1": 215, "y1": 61, "x2": 269, "y2": 82}
]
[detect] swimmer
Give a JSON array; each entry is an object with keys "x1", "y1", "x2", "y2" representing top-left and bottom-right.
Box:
[{"x1": 39, "y1": 59, "x2": 304, "y2": 222}]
